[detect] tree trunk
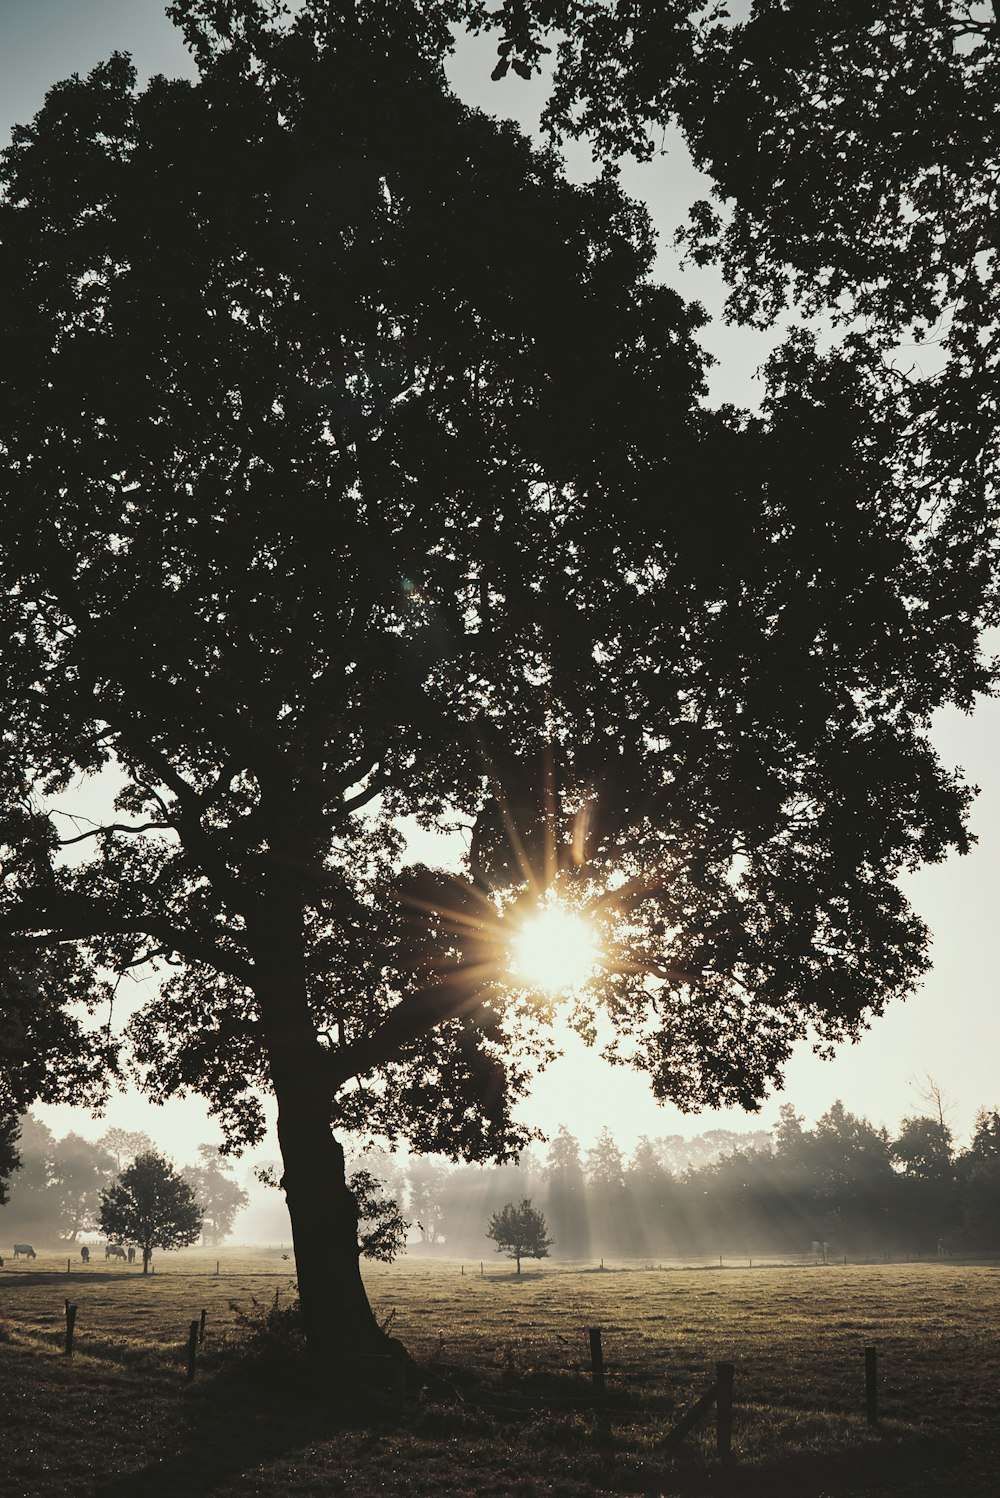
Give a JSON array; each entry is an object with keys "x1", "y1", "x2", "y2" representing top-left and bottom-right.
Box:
[{"x1": 254, "y1": 893, "x2": 388, "y2": 1376}]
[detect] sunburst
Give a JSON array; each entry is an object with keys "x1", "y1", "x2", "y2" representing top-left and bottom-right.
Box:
[{"x1": 509, "y1": 901, "x2": 600, "y2": 994}]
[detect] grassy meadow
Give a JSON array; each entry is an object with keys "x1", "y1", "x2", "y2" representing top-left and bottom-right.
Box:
[{"x1": 1, "y1": 1248, "x2": 998, "y2": 1496}]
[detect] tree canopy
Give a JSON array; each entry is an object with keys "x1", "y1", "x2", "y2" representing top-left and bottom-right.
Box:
[
  {"x1": 1, "y1": 0, "x2": 996, "y2": 1363},
  {"x1": 471, "y1": 1, "x2": 1000, "y2": 561}
]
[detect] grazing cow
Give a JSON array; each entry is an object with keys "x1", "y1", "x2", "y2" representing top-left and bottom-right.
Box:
[
  {"x1": 105, "y1": 1244, "x2": 127, "y2": 1261},
  {"x1": 13, "y1": 1244, "x2": 36, "y2": 1260},
  {"x1": 80, "y1": 1246, "x2": 90, "y2": 1264},
  {"x1": 127, "y1": 1247, "x2": 136, "y2": 1263}
]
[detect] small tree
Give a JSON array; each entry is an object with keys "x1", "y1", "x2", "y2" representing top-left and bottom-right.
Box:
[
  {"x1": 99, "y1": 1152, "x2": 201, "y2": 1274},
  {"x1": 486, "y1": 1199, "x2": 553, "y2": 1276}
]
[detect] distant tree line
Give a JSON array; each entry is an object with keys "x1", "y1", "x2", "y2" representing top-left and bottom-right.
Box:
[
  {"x1": 9, "y1": 1096, "x2": 999, "y2": 1261},
  {"x1": 353, "y1": 1103, "x2": 1000, "y2": 1260},
  {"x1": 0, "y1": 1116, "x2": 247, "y2": 1247}
]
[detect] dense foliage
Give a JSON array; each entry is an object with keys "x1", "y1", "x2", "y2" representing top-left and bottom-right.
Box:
[{"x1": 470, "y1": 1, "x2": 1000, "y2": 590}]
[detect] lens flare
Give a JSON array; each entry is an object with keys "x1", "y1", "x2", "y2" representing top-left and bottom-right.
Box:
[{"x1": 510, "y1": 904, "x2": 599, "y2": 994}]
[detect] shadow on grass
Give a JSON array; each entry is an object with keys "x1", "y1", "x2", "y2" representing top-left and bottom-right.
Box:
[
  {"x1": 645, "y1": 1427, "x2": 973, "y2": 1498},
  {"x1": 84, "y1": 1360, "x2": 995, "y2": 1498},
  {"x1": 90, "y1": 1368, "x2": 355, "y2": 1498}
]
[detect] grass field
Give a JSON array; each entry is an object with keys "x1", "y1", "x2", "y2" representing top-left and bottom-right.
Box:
[{"x1": 1, "y1": 1249, "x2": 997, "y2": 1496}]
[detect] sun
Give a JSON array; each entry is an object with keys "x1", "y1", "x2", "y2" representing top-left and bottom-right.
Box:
[{"x1": 510, "y1": 902, "x2": 600, "y2": 994}]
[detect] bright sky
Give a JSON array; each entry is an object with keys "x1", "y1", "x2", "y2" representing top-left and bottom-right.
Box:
[{"x1": 3, "y1": 1, "x2": 997, "y2": 1164}]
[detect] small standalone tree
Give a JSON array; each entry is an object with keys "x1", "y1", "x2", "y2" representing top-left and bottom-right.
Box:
[
  {"x1": 99, "y1": 1152, "x2": 202, "y2": 1273},
  {"x1": 486, "y1": 1199, "x2": 553, "y2": 1276}
]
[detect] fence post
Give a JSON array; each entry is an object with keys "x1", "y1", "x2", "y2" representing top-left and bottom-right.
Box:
[
  {"x1": 865, "y1": 1347, "x2": 878, "y2": 1427},
  {"x1": 588, "y1": 1327, "x2": 605, "y2": 1394},
  {"x1": 199, "y1": 1308, "x2": 207, "y2": 1344},
  {"x1": 187, "y1": 1319, "x2": 199, "y2": 1382},
  {"x1": 64, "y1": 1301, "x2": 77, "y2": 1356},
  {"x1": 716, "y1": 1362, "x2": 734, "y2": 1458}
]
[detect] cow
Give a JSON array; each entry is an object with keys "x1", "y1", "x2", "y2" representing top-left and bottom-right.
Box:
[
  {"x1": 127, "y1": 1247, "x2": 136, "y2": 1263},
  {"x1": 105, "y1": 1244, "x2": 127, "y2": 1261},
  {"x1": 80, "y1": 1245, "x2": 90, "y2": 1264},
  {"x1": 13, "y1": 1244, "x2": 36, "y2": 1260}
]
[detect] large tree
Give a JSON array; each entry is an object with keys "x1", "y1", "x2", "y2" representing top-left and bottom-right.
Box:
[{"x1": 0, "y1": 0, "x2": 994, "y2": 1372}]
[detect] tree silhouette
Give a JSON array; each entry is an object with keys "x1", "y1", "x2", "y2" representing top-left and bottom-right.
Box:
[
  {"x1": 486, "y1": 1198, "x2": 553, "y2": 1275},
  {"x1": 49, "y1": 1132, "x2": 117, "y2": 1243},
  {"x1": 471, "y1": 1, "x2": 1000, "y2": 595},
  {"x1": 1, "y1": 0, "x2": 994, "y2": 1372},
  {"x1": 98, "y1": 1151, "x2": 201, "y2": 1273},
  {"x1": 545, "y1": 1126, "x2": 589, "y2": 1259},
  {"x1": 182, "y1": 1145, "x2": 250, "y2": 1247},
  {"x1": 0, "y1": 1110, "x2": 19, "y2": 1206}
]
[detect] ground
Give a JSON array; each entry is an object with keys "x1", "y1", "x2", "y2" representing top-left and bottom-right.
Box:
[{"x1": 1, "y1": 1248, "x2": 997, "y2": 1496}]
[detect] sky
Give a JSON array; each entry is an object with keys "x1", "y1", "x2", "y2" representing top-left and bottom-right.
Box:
[{"x1": 2, "y1": 0, "x2": 998, "y2": 1173}]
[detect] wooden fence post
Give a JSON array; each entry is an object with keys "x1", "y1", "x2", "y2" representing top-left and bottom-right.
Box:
[
  {"x1": 199, "y1": 1308, "x2": 207, "y2": 1344},
  {"x1": 588, "y1": 1328, "x2": 605, "y2": 1394},
  {"x1": 187, "y1": 1319, "x2": 199, "y2": 1382},
  {"x1": 716, "y1": 1362, "x2": 734, "y2": 1458},
  {"x1": 64, "y1": 1301, "x2": 77, "y2": 1356},
  {"x1": 865, "y1": 1347, "x2": 878, "y2": 1426}
]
